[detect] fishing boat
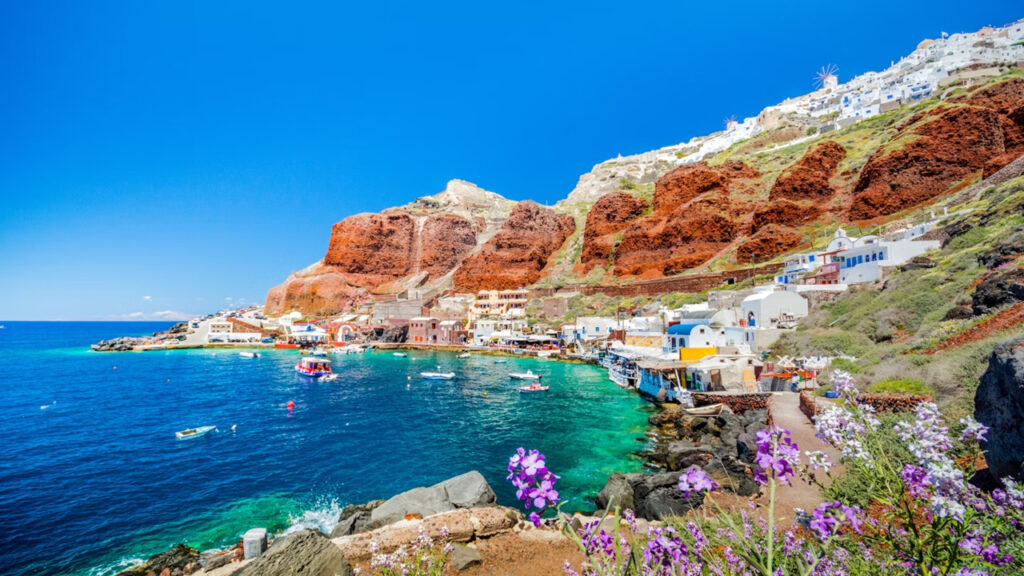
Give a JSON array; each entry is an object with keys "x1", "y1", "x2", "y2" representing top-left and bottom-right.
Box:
[
  {"x1": 518, "y1": 382, "x2": 549, "y2": 393},
  {"x1": 176, "y1": 426, "x2": 216, "y2": 440},
  {"x1": 509, "y1": 370, "x2": 541, "y2": 380},
  {"x1": 295, "y1": 356, "x2": 332, "y2": 377},
  {"x1": 238, "y1": 352, "x2": 260, "y2": 358},
  {"x1": 683, "y1": 403, "x2": 724, "y2": 416},
  {"x1": 421, "y1": 370, "x2": 455, "y2": 380},
  {"x1": 457, "y1": 353, "x2": 471, "y2": 359},
  {"x1": 394, "y1": 352, "x2": 408, "y2": 358}
]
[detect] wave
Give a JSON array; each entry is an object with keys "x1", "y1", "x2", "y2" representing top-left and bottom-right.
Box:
[{"x1": 282, "y1": 496, "x2": 345, "y2": 535}]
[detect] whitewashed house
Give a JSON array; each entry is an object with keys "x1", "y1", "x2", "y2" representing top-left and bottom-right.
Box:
[{"x1": 741, "y1": 290, "x2": 809, "y2": 328}]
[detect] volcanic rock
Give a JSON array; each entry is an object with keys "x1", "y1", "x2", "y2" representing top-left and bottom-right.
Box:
[
  {"x1": 453, "y1": 202, "x2": 575, "y2": 291},
  {"x1": 418, "y1": 214, "x2": 480, "y2": 278},
  {"x1": 234, "y1": 529, "x2": 353, "y2": 576},
  {"x1": 751, "y1": 199, "x2": 822, "y2": 232},
  {"x1": 330, "y1": 500, "x2": 385, "y2": 538},
  {"x1": 367, "y1": 471, "x2": 497, "y2": 530},
  {"x1": 450, "y1": 545, "x2": 483, "y2": 571},
  {"x1": 975, "y1": 336, "x2": 1024, "y2": 481},
  {"x1": 972, "y1": 268, "x2": 1024, "y2": 315},
  {"x1": 579, "y1": 192, "x2": 649, "y2": 272},
  {"x1": 115, "y1": 544, "x2": 200, "y2": 576},
  {"x1": 264, "y1": 265, "x2": 372, "y2": 317},
  {"x1": 594, "y1": 472, "x2": 706, "y2": 520},
  {"x1": 735, "y1": 225, "x2": 804, "y2": 264},
  {"x1": 769, "y1": 140, "x2": 847, "y2": 202},
  {"x1": 849, "y1": 78, "x2": 1024, "y2": 220}
]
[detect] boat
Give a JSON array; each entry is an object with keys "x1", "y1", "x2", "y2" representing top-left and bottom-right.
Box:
[
  {"x1": 238, "y1": 352, "x2": 260, "y2": 358},
  {"x1": 421, "y1": 369, "x2": 455, "y2": 380},
  {"x1": 394, "y1": 352, "x2": 408, "y2": 358},
  {"x1": 684, "y1": 403, "x2": 724, "y2": 417},
  {"x1": 494, "y1": 359, "x2": 507, "y2": 364},
  {"x1": 333, "y1": 345, "x2": 365, "y2": 355},
  {"x1": 274, "y1": 343, "x2": 300, "y2": 349},
  {"x1": 319, "y1": 373, "x2": 339, "y2": 382},
  {"x1": 295, "y1": 356, "x2": 332, "y2": 377},
  {"x1": 311, "y1": 347, "x2": 328, "y2": 357},
  {"x1": 457, "y1": 353, "x2": 471, "y2": 359},
  {"x1": 518, "y1": 382, "x2": 549, "y2": 393},
  {"x1": 176, "y1": 426, "x2": 216, "y2": 440},
  {"x1": 509, "y1": 370, "x2": 541, "y2": 380}
]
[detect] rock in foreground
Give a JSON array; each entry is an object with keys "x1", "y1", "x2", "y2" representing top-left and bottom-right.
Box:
[
  {"x1": 233, "y1": 529, "x2": 353, "y2": 576},
  {"x1": 367, "y1": 470, "x2": 497, "y2": 530},
  {"x1": 975, "y1": 336, "x2": 1024, "y2": 480}
]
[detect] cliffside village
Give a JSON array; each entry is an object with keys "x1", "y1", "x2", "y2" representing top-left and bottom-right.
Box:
[{"x1": 141, "y1": 217, "x2": 946, "y2": 407}]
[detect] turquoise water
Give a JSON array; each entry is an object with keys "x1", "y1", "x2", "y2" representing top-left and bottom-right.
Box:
[{"x1": 0, "y1": 322, "x2": 652, "y2": 576}]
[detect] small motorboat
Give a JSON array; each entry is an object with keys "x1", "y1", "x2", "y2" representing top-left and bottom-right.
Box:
[
  {"x1": 509, "y1": 370, "x2": 541, "y2": 380},
  {"x1": 457, "y1": 353, "x2": 471, "y2": 359},
  {"x1": 684, "y1": 403, "x2": 724, "y2": 417},
  {"x1": 319, "y1": 373, "x2": 339, "y2": 382},
  {"x1": 494, "y1": 359, "x2": 507, "y2": 364},
  {"x1": 518, "y1": 382, "x2": 549, "y2": 393},
  {"x1": 176, "y1": 426, "x2": 216, "y2": 440},
  {"x1": 238, "y1": 352, "x2": 260, "y2": 358},
  {"x1": 421, "y1": 371, "x2": 455, "y2": 380},
  {"x1": 311, "y1": 347, "x2": 328, "y2": 357},
  {"x1": 334, "y1": 345, "x2": 365, "y2": 355},
  {"x1": 394, "y1": 352, "x2": 408, "y2": 358},
  {"x1": 295, "y1": 356, "x2": 332, "y2": 377}
]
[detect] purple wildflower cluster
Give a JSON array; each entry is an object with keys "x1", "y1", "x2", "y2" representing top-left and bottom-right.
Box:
[
  {"x1": 507, "y1": 447, "x2": 560, "y2": 526},
  {"x1": 806, "y1": 500, "x2": 864, "y2": 541},
  {"x1": 363, "y1": 525, "x2": 452, "y2": 576},
  {"x1": 753, "y1": 426, "x2": 800, "y2": 485},
  {"x1": 677, "y1": 466, "x2": 720, "y2": 498},
  {"x1": 813, "y1": 371, "x2": 878, "y2": 466}
]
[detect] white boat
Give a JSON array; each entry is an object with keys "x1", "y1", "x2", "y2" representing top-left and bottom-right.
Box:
[
  {"x1": 394, "y1": 352, "x2": 408, "y2": 358},
  {"x1": 684, "y1": 403, "x2": 725, "y2": 417},
  {"x1": 295, "y1": 356, "x2": 332, "y2": 377},
  {"x1": 494, "y1": 359, "x2": 507, "y2": 364},
  {"x1": 518, "y1": 382, "x2": 549, "y2": 393},
  {"x1": 311, "y1": 347, "x2": 328, "y2": 357},
  {"x1": 333, "y1": 345, "x2": 365, "y2": 355},
  {"x1": 457, "y1": 353, "x2": 471, "y2": 359},
  {"x1": 319, "y1": 373, "x2": 339, "y2": 382},
  {"x1": 176, "y1": 426, "x2": 216, "y2": 440},
  {"x1": 421, "y1": 371, "x2": 455, "y2": 380},
  {"x1": 509, "y1": 370, "x2": 541, "y2": 380},
  {"x1": 239, "y1": 352, "x2": 260, "y2": 358}
]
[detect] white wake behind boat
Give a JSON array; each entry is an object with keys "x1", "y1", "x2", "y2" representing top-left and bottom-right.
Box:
[
  {"x1": 509, "y1": 370, "x2": 541, "y2": 380},
  {"x1": 421, "y1": 371, "x2": 455, "y2": 380},
  {"x1": 176, "y1": 426, "x2": 216, "y2": 440}
]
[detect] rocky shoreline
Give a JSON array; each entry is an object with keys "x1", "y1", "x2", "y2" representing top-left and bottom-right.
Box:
[{"x1": 91, "y1": 323, "x2": 189, "y2": 351}]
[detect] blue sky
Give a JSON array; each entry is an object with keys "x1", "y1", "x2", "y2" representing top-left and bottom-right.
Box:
[{"x1": 0, "y1": 1, "x2": 1019, "y2": 320}]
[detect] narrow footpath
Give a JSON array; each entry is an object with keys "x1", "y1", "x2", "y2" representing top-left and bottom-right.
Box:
[{"x1": 767, "y1": 392, "x2": 844, "y2": 519}]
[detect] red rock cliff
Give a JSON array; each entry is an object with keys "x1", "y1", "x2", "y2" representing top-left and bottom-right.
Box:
[
  {"x1": 579, "y1": 192, "x2": 649, "y2": 273},
  {"x1": 849, "y1": 78, "x2": 1024, "y2": 220},
  {"x1": 453, "y1": 201, "x2": 575, "y2": 291},
  {"x1": 769, "y1": 140, "x2": 846, "y2": 202}
]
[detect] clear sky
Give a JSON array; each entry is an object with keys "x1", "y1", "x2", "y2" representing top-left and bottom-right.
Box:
[{"x1": 0, "y1": 1, "x2": 1019, "y2": 320}]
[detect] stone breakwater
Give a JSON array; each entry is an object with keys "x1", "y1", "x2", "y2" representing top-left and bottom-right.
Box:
[{"x1": 92, "y1": 323, "x2": 188, "y2": 351}]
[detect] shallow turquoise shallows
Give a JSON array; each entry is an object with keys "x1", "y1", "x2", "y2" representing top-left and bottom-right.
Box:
[{"x1": 0, "y1": 322, "x2": 652, "y2": 576}]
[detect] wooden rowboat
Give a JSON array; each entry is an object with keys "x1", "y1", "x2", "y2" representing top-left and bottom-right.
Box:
[{"x1": 683, "y1": 403, "x2": 724, "y2": 416}]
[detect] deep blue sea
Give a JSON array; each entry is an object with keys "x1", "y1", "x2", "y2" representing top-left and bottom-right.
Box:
[{"x1": 0, "y1": 322, "x2": 651, "y2": 576}]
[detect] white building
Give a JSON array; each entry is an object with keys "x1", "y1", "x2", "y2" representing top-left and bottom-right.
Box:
[
  {"x1": 570, "y1": 316, "x2": 623, "y2": 342},
  {"x1": 471, "y1": 318, "x2": 527, "y2": 346},
  {"x1": 741, "y1": 290, "x2": 809, "y2": 328},
  {"x1": 837, "y1": 238, "x2": 942, "y2": 284}
]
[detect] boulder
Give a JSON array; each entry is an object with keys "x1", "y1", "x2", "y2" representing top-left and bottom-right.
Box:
[
  {"x1": 115, "y1": 544, "x2": 200, "y2": 576},
  {"x1": 975, "y1": 337, "x2": 1024, "y2": 480},
  {"x1": 234, "y1": 529, "x2": 353, "y2": 576},
  {"x1": 632, "y1": 472, "x2": 706, "y2": 520},
  {"x1": 594, "y1": 473, "x2": 638, "y2": 511},
  {"x1": 330, "y1": 500, "x2": 384, "y2": 538},
  {"x1": 450, "y1": 545, "x2": 483, "y2": 571},
  {"x1": 368, "y1": 471, "x2": 496, "y2": 529},
  {"x1": 664, "y1": 441, "x2": 714, "y2": 471}
]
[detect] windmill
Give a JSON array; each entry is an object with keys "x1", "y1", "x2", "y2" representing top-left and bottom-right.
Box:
[
  {"x1": 815, "y1": 64, "x2": 839, "y2": 90},
  {"x1": 723, "y1": 115, "x2": 738, "y2": 130}
]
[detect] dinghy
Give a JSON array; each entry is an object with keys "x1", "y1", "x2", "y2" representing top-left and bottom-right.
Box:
[
  {"x1": 176, "y1": 426, "x2": 216, "y2": 440},
  {"x1": 394, "y1": 352, "x2": 408, "y2": 358},
  {"x1": 509, "y1": 370, "x2": 541, "y2": 380},
  {"x1": 518, "y1": 382, "x2": 549, "y2": 393},
  {"x1": 457, "y1": 353, "x2": 471, "y2": 359},
  {"x1": 319, "y1": 373, "x2": 339, "y2": 382},
  {"x1": 684, "y1": 403, "x2": 724, "y2": 416},
  {"x1": 238, "y1": 352, "x2": 260, "y2": 358}
]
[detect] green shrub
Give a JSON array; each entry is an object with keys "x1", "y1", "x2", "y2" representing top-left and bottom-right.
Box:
[
  {"x1": 829, "y1": 357, "x2": 861, "y2": 374},
  {"x1": 867, "y1": 378, "x2": 933, "y2": 395}
]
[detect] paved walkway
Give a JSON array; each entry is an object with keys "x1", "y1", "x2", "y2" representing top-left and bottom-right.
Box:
[{"x1": 765, "y1": 392, "x2": 843, "y2": 519}]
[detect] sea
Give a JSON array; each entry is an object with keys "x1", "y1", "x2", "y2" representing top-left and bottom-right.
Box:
[{"x1": 0, "y1": 321, "x2": 652, "y2": 576}]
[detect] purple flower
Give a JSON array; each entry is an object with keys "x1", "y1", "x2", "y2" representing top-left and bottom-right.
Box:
[
  {"x1": 643, "y1": 526, "x2": 687, "y2": 569},
  {"x1": 959, "y1": 417, "x2": 989, "y2": 444},
  {"x1": 807, "y1": 501, "x2": 863, "y2": 541},
  {"x1": 528, "y1": 511, "x2": 541, "y2": 527},
  {"x1": 507, "y1": 447, "x2": 561, "y2": 524},
  {"x1": 677, "y1": 467, "x2": 719, "y2": 498},
  {"x1": 901, "y1": 464, "x2": 930, "y2": 499},
  {"x1": 754, "y1": 426, "x2": 800, "y2": 485},
  {"x1": 528, "y1": 478, "x2": 559, "y2": 509}
]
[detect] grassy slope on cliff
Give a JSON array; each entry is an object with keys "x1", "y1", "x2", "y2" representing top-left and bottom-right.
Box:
[{"x1": 772, "y1": 175, "x2": 1024, "y2": 418}]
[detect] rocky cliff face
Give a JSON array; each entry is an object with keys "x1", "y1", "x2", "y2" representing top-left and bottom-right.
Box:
[
  {"x1": 770, "y1": 140, "x2": 846, "y2": 202},
  {"x1": 579, "y1": 192, "x2": 649, "y2": 273},
  {"x1": 453, "y1": 201, "x2": 575, "y2": 291},
  {"x1": 975, "y1": 337, "x2": 1024, "y2": 481},
  {"x1": 850, "y1": 79, "x2": 1024, "y2": 220}
]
